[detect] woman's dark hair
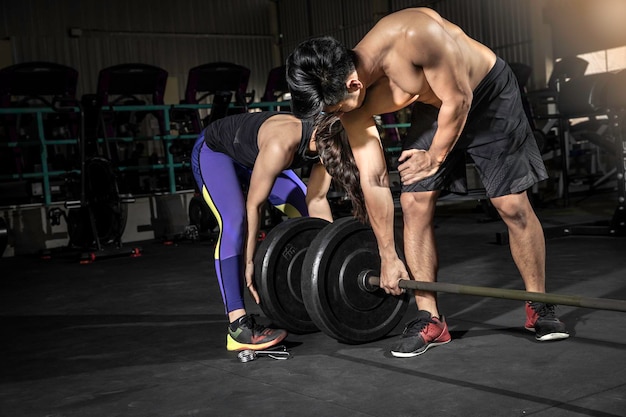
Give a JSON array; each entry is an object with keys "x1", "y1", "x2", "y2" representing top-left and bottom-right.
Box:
[
  {"x1": 286, "y1": 36, "x2": 357, "y2": 119},
  {"x1": 314, "y1": 113, "x2": 367, "y2": 223}
]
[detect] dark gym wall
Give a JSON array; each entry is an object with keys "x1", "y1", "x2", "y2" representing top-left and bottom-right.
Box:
[
  {"x1": 278, "y1": 0, "x2": 626, "y2": 89},
  {"x1": 277, "y1": 0, "x2": 389, "y2": 55},
  {"x1": 278, "y1": 0, "x2": 539, "y2": 87},
  {"x1": 1, "y1": 0, "x2": 623, "y2": 100},
  {"x1": 0, "y1": 0, "x2": 281, "y2": 100},
  {"x1": 3, "y1": 0, "x2": 543, "y2": 97},
  {"x1": 545, "y1": 0, "x2": 626, "y2": 58}
]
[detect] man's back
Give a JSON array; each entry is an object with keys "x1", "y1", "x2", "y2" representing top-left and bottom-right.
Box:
[{"x1": 353, "y1": 8, "x2": 496, "y2": 115}]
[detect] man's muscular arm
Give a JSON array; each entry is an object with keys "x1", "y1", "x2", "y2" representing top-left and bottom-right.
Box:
[
  {"x1": 398, "y1": 15, "x2": 474, "y2": 185},
  {"x1": 342, "y1": 113, "x2": 408, "y2": 295},
  {"x1": 306, "y1": 162, "x2": 334, "y2": 222}
]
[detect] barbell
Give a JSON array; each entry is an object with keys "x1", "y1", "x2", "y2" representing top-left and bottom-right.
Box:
[{"x1": 254, "y1": 217, "x2": 626, "y2": 344}]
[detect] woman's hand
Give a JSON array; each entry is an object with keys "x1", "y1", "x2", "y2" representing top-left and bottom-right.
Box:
[{"x1": 245, "y1": 262, "x2": 260, "y2": 304}]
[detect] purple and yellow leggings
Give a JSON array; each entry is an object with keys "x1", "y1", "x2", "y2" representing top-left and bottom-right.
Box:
[{"x1": 191, "y1": 135, "x2": 309, "y2": 315}]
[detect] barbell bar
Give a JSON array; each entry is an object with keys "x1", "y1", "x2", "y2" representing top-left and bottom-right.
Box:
[{"x1": 361, "y1": 270, "x2": 626, "y2": 313}]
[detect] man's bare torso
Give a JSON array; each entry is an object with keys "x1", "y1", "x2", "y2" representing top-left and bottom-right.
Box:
[{"x1": 353, "y1": 8, "x2": 497, "y2": 116}]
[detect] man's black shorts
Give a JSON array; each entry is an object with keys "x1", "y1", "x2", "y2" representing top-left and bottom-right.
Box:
[{"x1": 402, "y1": 57, "x2": 548, "y2": 198}]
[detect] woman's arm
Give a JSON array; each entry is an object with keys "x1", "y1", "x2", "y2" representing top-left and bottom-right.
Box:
[{"x1": 244, "y1": 140, "x2": 293, "y2": 303}]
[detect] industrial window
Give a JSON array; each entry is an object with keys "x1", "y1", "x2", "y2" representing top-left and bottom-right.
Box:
[{"x1": 578, "y1": 46, "x2": 626, "y2": 75}]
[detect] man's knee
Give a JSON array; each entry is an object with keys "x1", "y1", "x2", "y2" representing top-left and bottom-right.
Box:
[
  {"x1": 490, "y1": 192, "x2": 534, "y2": 226},
  {"x1": 400, "y1": 191, "x2": 437, "y2": 219}
]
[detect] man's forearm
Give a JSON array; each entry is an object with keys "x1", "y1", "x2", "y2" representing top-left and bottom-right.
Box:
[
  {"x1": 362, "y1": 183, "x2": 398, "y2": 261},
  {"x1": 307, "y1": 198, "x2": 333, "y2": 222},
  {"x1": 428, "y1": 100, "x2": 469, "y2": 163}
]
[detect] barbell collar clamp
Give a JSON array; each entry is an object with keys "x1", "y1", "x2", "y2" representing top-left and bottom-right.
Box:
[
  {"x1": 358, "y1": 269, "x2": 380, "y2": 293},
  {"x1": 237, "y1": 345, "x2": 291, "y2": 363}
]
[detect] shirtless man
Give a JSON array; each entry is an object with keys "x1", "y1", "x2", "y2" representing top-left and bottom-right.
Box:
[{"x1": 286, "y1": 8, "x2": 568, "y2": 357}]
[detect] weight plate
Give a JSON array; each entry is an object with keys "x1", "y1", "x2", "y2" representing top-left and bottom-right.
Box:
[
  {"x1": 188, "y1": 196, "x2": 217, "y2": 233},
  {"x1": 254, "y1": 217, "x2": 330, "y2": 334},
  {"x1": 301, "y1": 217, "x2": 409, "y2": 344},
  {"x1": 66, "y1": 157, "x2": 128, "y2": 249}
]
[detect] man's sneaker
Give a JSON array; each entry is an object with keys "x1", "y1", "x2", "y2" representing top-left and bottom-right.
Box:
[
  {"x1": 390, "y1": 310, "x2": 452, "y2": 358},
  {"x1": 525, "y1": 302, "x2": 569, "y2": 341},
  {"x1": 226, "y1": 314, "x2": 287, "y2": 351}
]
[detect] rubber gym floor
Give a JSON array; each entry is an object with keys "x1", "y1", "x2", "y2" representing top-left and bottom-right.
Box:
[{"x1": 1, "y1": 191, "x2": 625, "y2": 417}]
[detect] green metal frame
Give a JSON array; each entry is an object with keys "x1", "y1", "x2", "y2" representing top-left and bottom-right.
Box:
[
  {"x1": 0, "y1": 101, "x2": 290, "y2": 206},
  {"x1": 1, "y1": 101, "x2": 407, "y2": 206}
]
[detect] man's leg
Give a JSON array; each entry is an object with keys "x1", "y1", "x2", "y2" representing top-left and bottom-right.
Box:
[
  {"x1": 489, "y1": 191, "x2": 545, "y2": 293},
  {"x1": 490, "y1": 191, "x2": 569, "y2": 341},
  {"x1": 391, "y1": 190, "x2": 451, "y2": 358},
  {"x1": 400, "y1": 190, "x2": 441, "y2": 316}
]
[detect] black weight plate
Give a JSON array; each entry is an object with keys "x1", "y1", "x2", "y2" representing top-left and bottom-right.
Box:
[
  {"x1": 188, "y1": 196, "x2": 217, "y2": 233},
  {"x1": 254, "y1": 217, "x2": 330, "y2": 334},
  {"x1": 301, "y1": 217, "x2": 409, "y2": 344}
]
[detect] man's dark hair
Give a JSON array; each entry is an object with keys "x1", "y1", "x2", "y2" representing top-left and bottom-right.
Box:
[{"x1": 286, "y1": 36, "x2": 357, "y2": 119}]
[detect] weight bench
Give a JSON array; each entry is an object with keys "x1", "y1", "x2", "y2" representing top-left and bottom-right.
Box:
[
  {"x1": 497, "y1": 70, "x2": 626, "y2": 243},
  {"x1": 526, "y1": 56, "x2": 589, "y2": 111},
  {"x1": 556, "y1": 72, "x2": 615, "y2": 197}
]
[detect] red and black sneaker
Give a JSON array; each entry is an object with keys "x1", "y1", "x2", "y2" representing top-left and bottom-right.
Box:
[
  {"x1": 226, "y1": 314, "x2": 287, "y2": 351},
  {"x1": 525, "y1": 301, "x2": 569, "y2": 341},
  {"x1": 390, "y1": 310, "x2": 452, "y2": 358}
]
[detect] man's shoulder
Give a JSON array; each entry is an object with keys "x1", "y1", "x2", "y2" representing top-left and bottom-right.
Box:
[
  {"x1": 374, "y1": 7, "x2": 440, "y2": 27},
  {"x1": 360, "y1": 8, "x2": 441, "y2": 55},
  {"x1": 340, "y1": 107, "x2": 377, "y2": 131}
]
